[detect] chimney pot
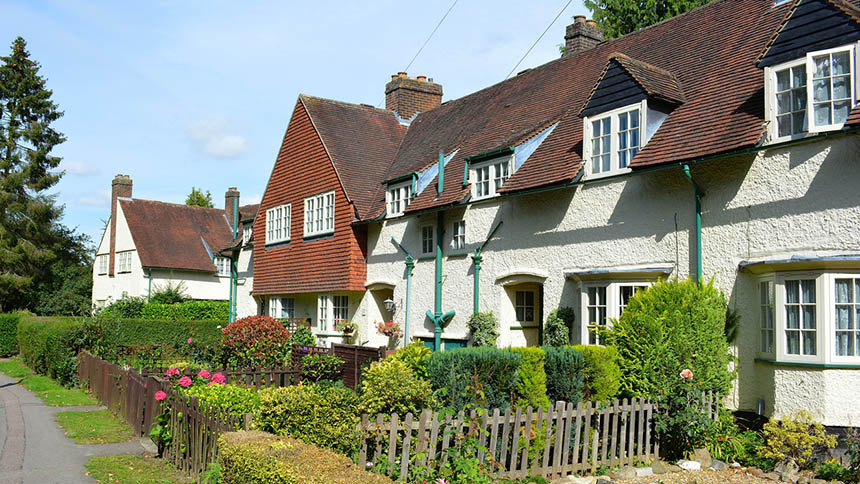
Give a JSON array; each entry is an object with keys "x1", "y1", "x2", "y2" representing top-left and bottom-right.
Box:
[
  {"x1": 417, "y1": 75, "x2": 427, "y2": 81},
  {"x1": 574, "y1": 15, "x2": 586, "y2": 23},
  {"x1": 564, "y1": 16, "x2": 604, "y2": 57},
  {"x1": 398, "y1": 71, "x2": 407, "y2": 78}
]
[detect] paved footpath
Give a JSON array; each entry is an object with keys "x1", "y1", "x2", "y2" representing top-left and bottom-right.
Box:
[{"x1": 0, "y1": 371, "x2": 150, "y2": 484}]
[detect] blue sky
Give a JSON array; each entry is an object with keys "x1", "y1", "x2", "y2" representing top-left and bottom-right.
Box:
[{"x1": 5, "y1": 0, "x2": 589, "y2": 245}]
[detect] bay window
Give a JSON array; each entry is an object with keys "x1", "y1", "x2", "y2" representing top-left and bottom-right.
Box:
[{"x1": 581, "y1": 281, "x2": 648, "y2": 345}]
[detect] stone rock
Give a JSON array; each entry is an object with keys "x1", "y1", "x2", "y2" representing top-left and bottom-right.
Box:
[
  {"x1": 551, "y1": 476, "x2": 593, "y2": 484},
  {"x1": 692, "y1": 448, "x2": 712, "y2": 468},
  {"x1": 807, "y1": 480, "x2": 826, "y2": 484},
  {"x1": 677, "y1": 460, "x2": 702, "y2": 471},
  {"x1": 635, "y1": 467, "x2": 653, "y2": 477},
  {"x1": 595, "y1": 478, "x2": 615, "y2": 484},
  {"x1": 666, "y1": 464, "x2": 683, "y2": 473},
  {"x1": 763, "y1": 471, "x2": 782, "y2": 481},
  {"x1": 775, "y1": 458, "x2": 800, "y2": 476},
  {"x1": 711, "y1": 460, "x2": 728, "y2": 471},
  {"x1": 798, "y1": 477, "x2": 809, "y2": 484},
  {"x1": 731, "y1": 462, "x2": 742, "y2": 468},
  {"x1": 610, "y1": 466, "x2": 637, "y2": 480},
  {"x1": 748, "y1": 468, "x2": 765, "y2": 477}
]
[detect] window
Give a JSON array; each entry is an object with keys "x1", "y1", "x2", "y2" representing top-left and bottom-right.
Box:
[
  {"x1": 266, "y1": 204, "x2": 291, "y2": 244},
  {"x1": 767, "y1": 45, "x2": 855, "y2": 141},
  {"x1": 333, "y1": 295, "x2": 349, "y2": 325},
  {"x1": 117, "y1": 251, "x2": 132, "y2": 273},
  {"x1": 760, "y1": 280, "x2": 775, "y2": 354},
  {"x1": 452, "y1": 220, "x2": 466, "y2": 250},
  {"x1": 784, "y1": 279, "x2": 817, "y2": 356},
  {"x1": 215, "y1": 256, "x2": 230, "y2": 277},
  {"x1": 582, "y1": 281, "x2": 650, "y2": 345},
  {"x1": 834, "y1": 277, "x2": 860, "y2": 357},
  {"x1": 492, "y1": 161, "x2": 510, "y2": 192},
  {"x1": 472, "y1": 158, "x2": 512, "y2": 200},
  {"x1": 586, "y1": 286, "x2": 607, "y2": 345},
  {"x1": 475, "y1": 165, "x2": 490, "y2": 198},
  {"x1": 96, "y1": 255, "x2": 108, "y2": 275},
  {"x1": 515, "y1": 290, "x2": 536, "y2": 323},
  {"x1": 584, "y1": 104, "x2": 643, "y2": 177},
  {"x1": 243, "y1": 225, "x2": 253, "y2": 245},
  {"x1": 422, "y1": 225, "x2": 435, "y2": 255},
  {"x1": 304, "y1": 191, "x2": 334, "y2": 237},
  {"x1": 268, "y1": 297, "x2": 295, "y2": 319},
  {"x1": 317, "y1": 294, "x2": 347, "y2": 332},
  {"x1": 318, "y1": 295, "x2": 330, "y2": 331},
  {"x1": 387, "y1": 182, "x2": 412, "y2": 217}
]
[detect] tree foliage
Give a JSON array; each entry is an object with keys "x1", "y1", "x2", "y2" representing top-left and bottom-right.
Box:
[
  {"x1": 584, "y1": 0, "x2": 713, "y2": 39},
  {"x1": 185, "y1": 187, "x2": 214, "y2": 208}
]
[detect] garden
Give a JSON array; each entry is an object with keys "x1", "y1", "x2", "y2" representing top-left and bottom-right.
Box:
[{"x1": 1, "y1": 278, "x2": 858, "y2": 484}]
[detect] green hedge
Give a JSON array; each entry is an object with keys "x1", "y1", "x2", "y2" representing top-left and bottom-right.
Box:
[
  {"x1": 543, "y1": 346, "x2": 585, "y2": 405},
  {"x1": 101, "y1": 298, "x2": 228, "y2": 322},
  {"x1": 571, "y1": 345, "x2": 622, "y2": 402},
  {"x1": 0, "y1": 313, "x2": 22, "y2": 357},
  {"x1": 219, "y1": 431, "x2": 393, "y2": 484},
  {"x1": 428, "y1": 347, "x2": 521, "y2": 412},
  {"x1": 17, "y1": 316, "x2": 82, "y2": 386},
  {"x1": 512, "y1": 347, "x2": 550, "y2": 409}
]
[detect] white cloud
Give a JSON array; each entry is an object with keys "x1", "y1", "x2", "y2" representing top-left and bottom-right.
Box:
[
  {"x1": 61, "y1": 160, "x2": 100, "y2": 175},
  {"x1": 186, "y1": 117, "x2": 248, "y2": 158}
]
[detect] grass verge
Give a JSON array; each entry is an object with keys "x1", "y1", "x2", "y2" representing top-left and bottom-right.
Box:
[
  {"x1": 56, "y1": 409, "x2": 133, "y2": 444},
  {"x1": 0, "y1": 357, "x2": 96, "y2": 406},
  {"x1": 85, "y1": 455, "x2": 194, "y2": 484}
]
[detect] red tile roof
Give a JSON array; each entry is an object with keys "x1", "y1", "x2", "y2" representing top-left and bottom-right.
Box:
[
  {"x1": 846, "y1": 104, "x2": 860, "y2": 127},
  {"x1": 120, "y1": 199, "x2": 235, "y2": 272},
  {"x1": 239, "y1": 204, "x2": 259, "y2": 222},
  {"x1": 609, "y1": 53, "x2": 686, "y2": 106}
]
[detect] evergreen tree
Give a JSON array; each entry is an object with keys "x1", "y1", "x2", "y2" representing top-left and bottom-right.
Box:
[
  {"x1": 185, "y1": 187, "x2": 214, "y2": 208},
  {"x1": 584, "y1": 0, "x2": 713, "y2": 38}
]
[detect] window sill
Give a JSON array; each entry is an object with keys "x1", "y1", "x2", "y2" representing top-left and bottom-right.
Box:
[
  {"x1": 265, "y1": 239, "x2": 290, "y2": 246},
  {"x1": 315, "y1": 332, "x2": 346, "y2": 338},
  {"x1": 447, "y1": 252, "x2": 469, "y2": 258},
  {"x1": 510, "y1": 325, "x2": 539, "y2": 330},
  {"x1": 754, "y1": 357, "x2": 860, "y2": 369},
  {"x1": 264, "y1": 240, "x2": 291, "y2": 249},
  {"x1": 417, "y1": 255, "x2": 436, "y2": 261},
  {"x1": 303, "y1": 232, "x2": 334, "y2": 241},
  {"x1": 582, "y1": 168, "x2": 632, "y2": 182}
]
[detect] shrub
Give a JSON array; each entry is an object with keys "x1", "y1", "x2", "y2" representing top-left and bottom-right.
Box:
[
  {"x1": 428, "y1": 347, "x2": 521, "y2": 412},
  {"x1": 816, "y1": 460, "x2": 853, "y2": 481},
  {"x1": 542, "y1": 345, "x2": 584, "y2": 405},
  {"x1": 654, "y1": 370, "x2": 721, "y2": 458},
  {"x1": 149, "y1": 280, "x2": 189, "y2": 304},
  {"x1": 512, "y1": 347, "x2": 550, "y2": 409},
  {"x1": 571, "y1": 345, "x2": 621, "y2": 402},
  {"x1": 255, "y1": 382, "x2": 361, "y2": 455},
  {"x1": 602, "y1": 278, "x2": 735, "y2": 399},
  {"x1": 0, "y1": 313, "x2": 21, "y2": 357},
  {"x1": 220, "y1": 316, "x2": 291, "y2": 369},
  {"x1": 544, "y1": 307, "x2": 575, "y2": 347},
  {"x1": 140, "y1": 300, "x2": 229, "y2": 321},
  {"x1": 757, "y1": 410, "x2": 837, "y2": 469},
  {"x1": 386, "y1": 341, "x2": 431, "y2": 380},
  {"x1": 17, "y1": 316, "x2": 81, "y2": 386},
  {"x1": 704, "y1": 414, "x2": 772, "y2": 469},
  {"x1": 287, "y1": 327, "x2": 316, "y2": 347},
  {"x1": 466, "y1": 312, "x2": 499, "y2": 347},
  {"x1": 218, "y1": 431, "x2": 394, "y2": 484},
  {"x1": 182, "y1": 382, "x2": 260, "y2": 423},
  {"x1": 358, "y1": 358, "x2": 434, "y2": 416},
  {"x1": 300, "y1": 354, "x2": 344, "y2": 383},
  {"x1": 101, "y1": 296, "x2": 146, "y2": 318}
]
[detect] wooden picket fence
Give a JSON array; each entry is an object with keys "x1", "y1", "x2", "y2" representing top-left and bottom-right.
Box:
[
  {"x1": 141, "y1": 366, "x2": 302, "y2": 389},
  {"x1": 358, "y1": 393, "x2": 718, "y2": 481}
]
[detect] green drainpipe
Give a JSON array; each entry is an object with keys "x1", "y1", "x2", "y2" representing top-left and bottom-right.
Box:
[
  {"x1": 391, "y1": 237, "x2": 414, "y2": 348},
  {"x1": 425, "y1": 153, "x2": 455, "y2": 351},
  {"x1": 683, "y1": 164, "x2": 704, "y2": 284},
  {"x1": 147, "y1": 268, "x2": 153, "y2": 301}
]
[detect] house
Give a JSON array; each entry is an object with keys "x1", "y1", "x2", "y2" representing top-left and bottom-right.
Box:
[
  {"x1": 254, "y1": 0, "x2": 860, "y2": 426},
  {"x1": 92, "y1": 175, "x2": 259, "y2": 319}
]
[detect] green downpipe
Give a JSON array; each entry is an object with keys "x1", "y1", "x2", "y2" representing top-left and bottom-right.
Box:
[
  {"x1": 437, "y1": 151, "x2": 444, "y2": 193},
  {"x1": 434, "y1": 210, "x2": 444, "y2": 351},
  {"x1": 683, "y1": 164, "x2": 704, "y2": 284},
  {"x1": 147, "y1": 268, "x2": 153, "y2": 301},
  {"x1": 391, "y1": 237, "x2": 415, "y2": 349},
  {"x1": 472, "y1": 250, "x2": 482, "y2": 314}
]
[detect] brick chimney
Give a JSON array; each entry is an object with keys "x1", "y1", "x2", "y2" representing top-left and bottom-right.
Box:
[
  {"x1": 225, "y1": 187, "x2": 240, "y2": 235},
  {"x1": 385, "y1": 72, "x2": 442, "y2": 120},
  {"x1": 564, "y1": 16, "x2": 604, "y2": 57},
  {"x1": 109, "y1": 174, "x2": 132, "y2": 277}
]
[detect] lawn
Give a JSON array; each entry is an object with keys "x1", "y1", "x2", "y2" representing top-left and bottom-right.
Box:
[
  {"x1": 85, "y1": 455, "x2": 195, "y2": 484},
  {"x1": 56, "y1": 409, "x2": 134, "y2": 444},
  {"x1": 0, "y1": 357, "x2": 96, "y2": 406}
]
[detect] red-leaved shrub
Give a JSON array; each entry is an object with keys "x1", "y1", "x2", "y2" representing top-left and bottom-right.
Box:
[{"x1": 219, "y1": 316, "x2": 291, "y2": 369}]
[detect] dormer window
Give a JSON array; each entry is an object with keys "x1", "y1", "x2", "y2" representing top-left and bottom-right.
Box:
[
  {"x1": 583, "y1": 103, "x2": 643, "y2": 177},
  {"x1": 387, "y1": 181, "x2": 412, "y2": 217},
  {"x1": 471, "y1": 156, "x2": 512, "y2": 200}
]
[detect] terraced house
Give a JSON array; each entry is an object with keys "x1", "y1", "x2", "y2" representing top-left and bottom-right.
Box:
[{"x1": 254, "y1": 0, "x2": 860, "y2": 426}]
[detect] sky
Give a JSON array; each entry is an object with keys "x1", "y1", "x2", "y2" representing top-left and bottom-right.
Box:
[{"x1": 5, "y1": 0, "x2": 590, "y2": 246}]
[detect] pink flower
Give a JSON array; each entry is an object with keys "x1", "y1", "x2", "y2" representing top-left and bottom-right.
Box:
[
  {"x1": 211, "y1": 372, "x2": 226, "y2": 385},
  {"x1": 178, "y1": 376, "x2": 193, "y2": 388},
  {"x1": 166, "y1": 368, "x2": 180, "y2": 377},
  {"x1": 187, "y1": 337, "x2": 193, "y2": 344},
  {"x1": 436, "y1": 479, "x2": 450, "y2": 484},
  {"x1": 679, "y1": 368, "x2": 693, "y2": 380},
  {"x1": 155, "y1": 390, "x2": 167, "y2": 401},
  {"x1": 207, "y1": 381, "x2": 216, "y2": 386},
  {"x1": 197, "y1": 370, "x2": 211, "y2": 379}
]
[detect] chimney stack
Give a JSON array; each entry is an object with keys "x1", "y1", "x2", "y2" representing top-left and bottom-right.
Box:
[
  {"x1": 109, "y1": 174, "x2": 133, "y2": 277},
  {"x1": 564, "y1": 16, "x2": 604, "y2": 57},
  {"x1": 225, "y1": 187, "x2": 240, "y2": 236},
  {"x1": 385, "y1": 72, "x2": 443, "y2": 121}
]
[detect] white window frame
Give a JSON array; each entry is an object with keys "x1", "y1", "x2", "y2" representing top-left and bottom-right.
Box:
[
  {"x1": 765, "y1": 43, "x2": 857, "y2": 143},
  {"x1": 470, "y1": 155, "x2": 513, "y2": 200},
  {"x1": 386, "y1": 181, "x2": 412, "y2": 218},
  {"x1": 452, "y1": 220, "x2": 466, "y2": 251},
  {"x1": 580, "y1": 280, "x2": 650, "y2": 345},
  {"x1": 759, "y1": 278, "x2": 776, "y2": 356},
  {"x1": 268, "y1": 297, "x2": 295, "y2": 319},
  {"x1": 97, "y1": 254, "x2": 108, "y2": 275},
  {"x1": 773, "y1": 273, "x2": 823, "y2": 363},
  {"x1": 582, "y1": 100, "x2": 645, "y2": 179},
  {"x1": 215, "y1": 256, "x2": 231, "y2": 277},
  {"x1": 333, "y1": 295, "x2": 349, "y2": 326},
  {"x1": 317, "y1": 294, "x2": 348, "y2": 332},
  {"x1": 117, "y1": 251, "x2": 133, "y2": 274},
  {"x1": 303, "y1": 191, "x2": 335, "y2": 238},
  {"x1": 243, "y1": 225, "x2": 253, "y2": 245},
  {"x1": 421, "y1": 225, "x2": 435, "y2": 255},
  {"x1": 266, "y1": 203, "x2": 291, "y2": 245}
]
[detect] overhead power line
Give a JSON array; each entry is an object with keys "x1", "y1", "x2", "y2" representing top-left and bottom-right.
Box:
[{"x1": 505, "y1": 0, "x2": 574, "y2": 80}]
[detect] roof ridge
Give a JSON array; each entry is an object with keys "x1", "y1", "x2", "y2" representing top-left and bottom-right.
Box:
[
  {"x1": 126, "y1": 198, "x2": 226, "y2": 212},
  {"x1": 298, "y1": 93, "x2": 394, "y2": 114}
]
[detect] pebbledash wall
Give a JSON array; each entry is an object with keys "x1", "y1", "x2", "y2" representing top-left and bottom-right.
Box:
[
  {"x1": 92, "y1": 202, "x2": 233, "y2": 306},
  {"x1": 360, "y1": 133, "x2": 860, "y2": 426},
  {"x1": 235, "y1": 245, "x2": 256, "y2": 318}
]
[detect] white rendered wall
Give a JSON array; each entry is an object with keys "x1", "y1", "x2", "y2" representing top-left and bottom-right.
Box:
[{"x1": 236, "y1": 247, "x2": 257, "y2": 318}]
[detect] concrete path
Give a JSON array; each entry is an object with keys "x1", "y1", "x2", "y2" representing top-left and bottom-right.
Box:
[{"x1": 0, "y1": 371, "x2": 150, "y2": 484}]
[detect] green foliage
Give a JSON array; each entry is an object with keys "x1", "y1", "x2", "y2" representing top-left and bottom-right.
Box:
[
  {"x1": 185, "y1": 187, "x2": 214, "y2": 208},
  {"x1": 602, "y1": 278, "x2": 735, "y2": 399},
  {"x1": 358, "y1": 358, "x2": 434, "y2": 416},
  {"x1": 101, "y1": 297, "x2": 228, "y2": 322},
  {"x1": 704, "y1": 415, "x2": 771, "y2": 469},
  {"x1": 218, "y1": 431, "x2": 394, "y2": 484},
  {"x1": 149, "y1": 280, "x2": 189, "y2": 304},
  {"x1": 544, "y1": 307, "x2": 575, "y2": 347},
  {"x1": 583, "y1": 0, "x2": 713, "y2": 39},
  {"x1": 100, "y1": 296, "x2": 147, "y2": 318},
  {"x1": 219, "y1": 316, "x2": 291, "y2": 368},
  {"x1": 287, "y1": 326, "x2": 316, "y2": 347},
  {"x1": 181, "y1": 383, "x2": 260, "y2": 423},
  {"x1": 386, "y1": 341, "x2": 431, "y2": 380},
  {"x1": 17, "y1": 315, "x2": 82, "y2": 386},
  {"x1": 757, "y1": 411, "x2": 837, "y2": 469},
  {"x1": 0, "y1": 313, "x2": 21, "y2": 356},
  {"x1": 300, "y1": 354, "x2": 344, "y2": 383},
  {"x1": 542, "y1": 345, "x2": 584, "y2": 405},
  {"x1": 199, "y1": 462, "x2": 222, "y2": 484},
  {"x1": 570, "y1": 345, "x2": 621, "y2": 402},
  {"x1": 653, "y1": 376, "x2": 720, "y2": 458},
  {"x1": 724, "y1": 307, "x2": 740, "y2": 344},
  {"x1": 255, "y1": 383, "x2": 361, "y2": 456},
  {"x1": 428, "y1": 347, "x2": 521, "y2": 412},
  {"x1": 817, "y1": 459, "x2": 853, "y2": 482},
  {"x1": 512, "y1": 347, "x2": 550, "y2": 409},
  {"x1": 466, "y1": 311, "x2": 499, "y2": 347},
  {"x1": 85, "y1": 455, "x2": 195, "y2": 484},
  {"x1": 32, "y1": 229, "x2": 93, "y2": 316}
]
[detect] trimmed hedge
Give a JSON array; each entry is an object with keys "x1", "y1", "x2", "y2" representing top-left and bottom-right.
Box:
[
  {"x1": 102, "y1": 298, "x2": 228, "y2": 321},
  {"x1": 543, "y1": 345, "x2": 585, "y2": 405},
  {"x1": 17, "y1": 316, "x2": 82, "y2": 386},
  {"x1": 0, "y1": 313, "x2": 21, "y2": 357},
  {"x1": 571, "y1": 345, "x2": 622, "y2": 402},
  {"x1": 219, "y1": 431, "x2": 393, "y2": 484},
  {"x1": 428, "y1": 347, "x2": 521, "y2": 412},
  {"x1": 512, "y1": 347, "x2": 550, "y2": 409}
]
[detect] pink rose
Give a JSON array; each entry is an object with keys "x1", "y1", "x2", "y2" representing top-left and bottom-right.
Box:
[
  {"x1": 211, "y1": 372, "x2": 226, "y2": 384},
  {"x1": 166, "y1": 368, "x2": 180, "y2": 377},
  {"x1": 197, "y1": 370, "x2": 211, "y2": 379},
  {"x1": 679, "y1": 368, "x2": 693, "y2": 380},
  {"x1": 155, "y1": 390, "x2": 167, "y2": 401},
  {"x1": 178, "y1": 376, "x2": 192, "y2": 388},
  {"x1": 187, "y1": 337, "x2": 193, "y2": 344}
]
